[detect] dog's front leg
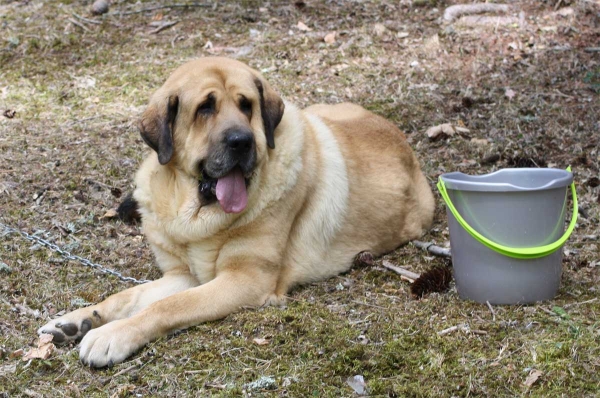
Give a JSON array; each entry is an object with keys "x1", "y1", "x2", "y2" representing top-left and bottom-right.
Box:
[
  {"x1": 78, "y1": 263, "x2": 277, "y2": 367},
  {"x1": 38, "y1": 269, "x2": 198, "y2": 345}
]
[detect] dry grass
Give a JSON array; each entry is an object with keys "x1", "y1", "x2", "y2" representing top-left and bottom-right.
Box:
[{"x1": 1, "y1": 0, "x2": 599, "y2": 396}]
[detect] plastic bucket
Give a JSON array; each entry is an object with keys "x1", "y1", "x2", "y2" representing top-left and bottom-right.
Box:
[{"x1": 437, "y1": 168, "x2": 577, "y2": 305}]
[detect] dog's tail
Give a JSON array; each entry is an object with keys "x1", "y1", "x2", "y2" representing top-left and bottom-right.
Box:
[{"x1": 117, "y1": 193, "x2": 141, "y2": 224}]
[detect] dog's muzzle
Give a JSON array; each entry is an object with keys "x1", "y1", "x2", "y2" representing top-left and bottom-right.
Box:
[{"x1": 198, "y1": 128, "x2": 257, "y2": 213}]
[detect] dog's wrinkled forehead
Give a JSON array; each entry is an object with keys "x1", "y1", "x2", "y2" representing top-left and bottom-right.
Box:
[{"x1": 163, "y1": 57, "x2": 257, "y2": 96}]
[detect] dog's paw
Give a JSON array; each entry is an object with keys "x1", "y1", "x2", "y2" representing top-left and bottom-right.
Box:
[
  {"x1": 79, "y1": 320, "x2": 147, "y2": 368},
  {"x1": 38, "y1": 310, "x2": 98, "y2": 344}
]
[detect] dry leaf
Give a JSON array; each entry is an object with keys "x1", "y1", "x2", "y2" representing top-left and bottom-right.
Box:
[
  {"x1": 10, "y1": 349, "x2": 24, "y2": 359},
  {"x1": 524, "y1": 369, "x2": 543, "y2": 387},
  {"x1": 0, "y1": 363, "x2": 17, "y2": 377},
  {"x1": 101, "y1": 208, "x2": 118, "y2": 219},
  {"x1": 296, "y1": 21, "x2": 312, "y2": 31},
  {"x1": 324, "y1": 31, "x2": 336, "y2": 44},
  {"x1": 373, "y1": 23, "x2": 387, "y2": 36},
  {"x1": 22, "y1": 333, "x2": 55, "y2": 361},
  {"x1": 253, "y1": 338, "x2": 270, "y2": 346},
  {"x1": 441, "y1": 123, "x2": 455, "y2": 135},
  {"x1": 426, "y1": 123, "x2": 455, "y2": 140},
  {"x1": 471, "y1": 138, "x2": 489, "y2": 146},
  {"x1": 505, "y1": 88, "x2": 516, "y2": 100},
  {"x1": 454, "y1": 126, "x2": 471, "y2": 134}
]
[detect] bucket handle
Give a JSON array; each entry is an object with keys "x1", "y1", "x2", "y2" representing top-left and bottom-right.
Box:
[{"x1": 437, "y1": 167, "x2": 578, "y2": 259}]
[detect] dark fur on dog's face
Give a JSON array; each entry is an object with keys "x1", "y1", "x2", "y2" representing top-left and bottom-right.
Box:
[{"x1": 138, "y1": 58, "x2": 285, "y2": 197}]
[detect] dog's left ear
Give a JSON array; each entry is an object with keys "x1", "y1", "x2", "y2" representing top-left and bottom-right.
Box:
[
  {"x1": 254, "y1": 78, "x2": 284, "y2": 149},
  {"x1": 139, "y1": 95, "x2": 179, "y2": 165}
]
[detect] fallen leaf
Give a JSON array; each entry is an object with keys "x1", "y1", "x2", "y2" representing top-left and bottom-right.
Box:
[
  {"x1": 297, "y1": 21, "x2": 312, "y2": 31},
  {"x1": 253, "y1": 338, "x2": 270, "y2": 346},
  {"x1": 524, "y1": 369, "x2": 543, "y2": 387},
  {"x1": 426, "y1": 123, "x2": 455, "y2": 140},
  {"x1": 0, "y1": 363, "x2": 17, "y2": 377},
  {"x1": 10, "y1": 349, "x2": 24, "y2": 359},
  {"x1": 454, "y1": 126, "x2": 470, "y2": 134},
  {"x1": 22, "y1": 333, "x2": 55, "y2": 361},
  {"x1": 101, "y1": 208, "x2": 118, "y2": 219},
  {"x1": 346, "y1": 375, "x2": 367, "y2": 395},
  {"x1": 471, "y1": 138, "x2": 489, "y2": 146},
  {"x1": 373, "y1": 23, "x2": 387, "y2": 36},
  {"x1": 324, "y1": 31, "x2": 336, "y2": 44},
  {"x1": 505, "y1": 88, "x2": 516, "y2": 100}
]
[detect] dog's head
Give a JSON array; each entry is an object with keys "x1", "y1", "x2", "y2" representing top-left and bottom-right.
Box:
[{"x1": 138, "y1": 57, "x2": 285, "y2": 214}]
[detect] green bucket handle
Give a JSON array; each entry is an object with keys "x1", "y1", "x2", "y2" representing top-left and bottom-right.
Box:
[{"x1": 437, "y1": 167, "x2": 578, "y2": 259}]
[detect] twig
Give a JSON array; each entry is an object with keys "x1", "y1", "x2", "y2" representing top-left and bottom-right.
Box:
[
  {"x1": 150, "y1": 20, "x2": 179, "y2": 34},
  {"x1": 486, "y1": 300, "x2": 496, "y2": 321},
  {"x1": 584, "y1": 47, "x2": 600, "y2": 53},
  {"x1": 68, "y1": 18, "x2": 90, "y2": 32},
  {"x1": 115, "y1": 3, "x2": 211, "y2": 16},
  {"x1": 71, "y1": 12, "x2": 102, "y2": 25},
  {"x1": 438, "y1": 324, "x2": 469, "y2": 335},
  {"x1": 382, "y1": 260, "x2": 420, "y2": 280},
  {"x1": 411, "y1": 241, "x2": 452, "y2": 258},
  {"x1": 444, "y1": 3, "x2": 511, "y2": 22},
  {"x1": 111, "y1": 364, "x2": 137, "y2": 378},
  {"x1": 564, "y1": 297, "x2": 598, "y2": 309}
]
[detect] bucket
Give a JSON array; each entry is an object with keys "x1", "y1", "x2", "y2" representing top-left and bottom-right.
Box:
[{"x1": 437, "y1": 168, "x2": 577, "y2": 305}]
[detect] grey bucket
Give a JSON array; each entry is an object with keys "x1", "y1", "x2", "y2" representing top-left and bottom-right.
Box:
[{"x1": 437, "y1": 168, "x2": 577, "y2": 305}]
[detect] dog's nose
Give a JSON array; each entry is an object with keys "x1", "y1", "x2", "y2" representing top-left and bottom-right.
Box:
[{"x1": 225, "y1": 131, "x2": 254, "y2": 154}]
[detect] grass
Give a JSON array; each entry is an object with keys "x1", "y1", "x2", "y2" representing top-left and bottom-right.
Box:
[{"x1": 1, "y1": 0, "x2": 599, "y2": 396}]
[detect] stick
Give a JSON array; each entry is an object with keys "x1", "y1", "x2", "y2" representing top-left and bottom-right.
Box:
[
  {"x1": 382, "y1": 260, "x2": 420, "y2": 280},
  {"x1": 443, "y1": 3, "x2": 511, "y2": 22},
  {"x1": 564, "y1": 297, "x2": 598, "y2": 309},
  {"x1": 111, "y1": 364, "x2": 137, "y2": 378},
  {"x1": 68, "y1": 18, "x2": 90, "y2": 31},
  {"x1": 411, "y1": 241, "x2": 452, "y2": 257},
  {"x1": 149, "y1": 21, "x2": 179, "y2": 34},
  {"x1": 486, "y1": 300, "x2": 496, "y2": 321},
  {"x1": 71, "y1": 12, "x2": 102, "y2": 25},
  {"x1": 584, "y1": 47, "x2": 600, "y2": 53},
  {"x1": 437, "y1": 325, "x2": 464, "y2": 335},
  {"x1": 115, "y1": 3, "x2": 211, "y2": 16}
]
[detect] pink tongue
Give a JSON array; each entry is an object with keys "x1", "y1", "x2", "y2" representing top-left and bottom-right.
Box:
[{"x1": 216, "y1": 168, "x2": 248, "y2": 213}]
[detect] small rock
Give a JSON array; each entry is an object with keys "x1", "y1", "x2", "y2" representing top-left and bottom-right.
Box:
[
  {"x1": 0, "y1": 262, "x2": 11, "y2": 273},
  {"x1": 244, "y1": 376, "x2": 277, "y2": 391},
  {"x1": 346, "y1": 375, "x2": 368, "y2": 395},
  {"x1": 91, "y1": 0, "x2": 109, "y2": 16}
]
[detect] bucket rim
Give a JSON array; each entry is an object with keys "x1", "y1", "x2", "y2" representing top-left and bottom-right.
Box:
[{"x1": 440, "y1": 168, "x2": 573, "y2": 192}]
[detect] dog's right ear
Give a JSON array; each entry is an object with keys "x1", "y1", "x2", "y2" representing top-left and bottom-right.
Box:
[{"x1": 138, "y1": 95, "x2": 179, "y2": 165}]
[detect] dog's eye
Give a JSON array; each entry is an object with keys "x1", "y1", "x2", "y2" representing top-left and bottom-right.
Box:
[
  {"x1": 196, "y1": 95, "x2": 216, "y2": 117},
  {"x1": 239, "y1": 97, "x2": 252, "y2": 118}
]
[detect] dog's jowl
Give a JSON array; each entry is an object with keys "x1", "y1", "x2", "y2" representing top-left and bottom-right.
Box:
[{"x1": 39, "y1": 57, "x2": 435, "y2": 367}]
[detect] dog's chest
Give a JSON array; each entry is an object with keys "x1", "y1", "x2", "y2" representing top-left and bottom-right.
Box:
[{"x1": 185, "y1": 239, "x2": 222, "y2": 284}]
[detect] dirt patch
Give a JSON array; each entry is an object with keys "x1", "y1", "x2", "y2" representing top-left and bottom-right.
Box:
[{"x1": 1, "y1": 0, "x2": 599, "y2": 396}]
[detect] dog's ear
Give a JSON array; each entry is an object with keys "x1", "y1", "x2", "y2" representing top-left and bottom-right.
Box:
[
  {"x1": 138, "y1": 95, "x2": 179, "y2": 165},
  {"x1": 254, "y1": 78, "x2": 284, "y2": 149}
]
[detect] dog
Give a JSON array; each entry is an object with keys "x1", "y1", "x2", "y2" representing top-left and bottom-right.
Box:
[{"x1": 38, "y1": 57, "x2": 435, "y2": 367}]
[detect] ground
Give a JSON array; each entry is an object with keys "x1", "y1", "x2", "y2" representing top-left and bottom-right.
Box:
[{"x1": 1, "y1": 0, "x2": 599, "y2": 396}]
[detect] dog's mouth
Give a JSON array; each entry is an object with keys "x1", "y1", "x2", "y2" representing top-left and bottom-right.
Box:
[{"x1": 198, "y1": 167, "x2": 252, "y2": 214}]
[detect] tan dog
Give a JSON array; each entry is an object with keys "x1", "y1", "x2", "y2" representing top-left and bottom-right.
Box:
[{"x1": 38, "y1": 57, "x2": 434, "y2": 367}]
